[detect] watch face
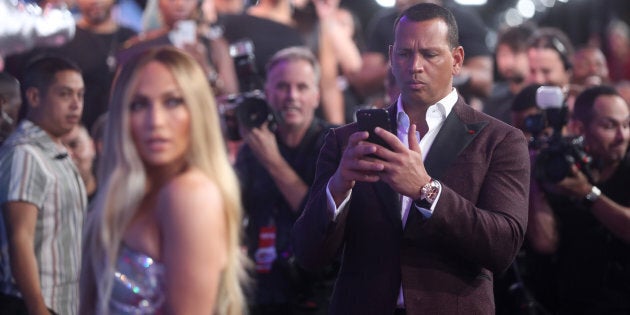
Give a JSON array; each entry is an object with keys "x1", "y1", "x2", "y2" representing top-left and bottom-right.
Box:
[
  {"x1": 421, "y1": 180, "x2": 440, "y2": 203},
  {"x1": 585, "y1": 186, "x2": 601, "y2": 202}
]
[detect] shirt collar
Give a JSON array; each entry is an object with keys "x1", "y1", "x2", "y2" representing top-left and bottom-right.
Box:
[
  {"x1": 11, "y1": 120, "x2": 69, "y2": 160},
  {"x1": 396, "y1": 88, "x2": 458, "y2": 132}
]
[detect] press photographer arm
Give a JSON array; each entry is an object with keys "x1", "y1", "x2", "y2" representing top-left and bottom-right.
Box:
[
  {"x1": 527, "y1": 177, "x2": 560, "y2": 254},
  {"x1": 543, "y1": 164, "x2": 630, "y2": 244},
  {"x1": 242, "y1": 123, "x2": 309, "y2": 213}
]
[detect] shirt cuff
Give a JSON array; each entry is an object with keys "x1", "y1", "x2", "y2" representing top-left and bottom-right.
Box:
[{"x1": 326, "y1": 179, "x2": 351, "y2": 222}]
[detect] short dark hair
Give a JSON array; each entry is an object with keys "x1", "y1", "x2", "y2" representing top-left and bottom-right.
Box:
[
  {"x1": 19, "y1": 55, "x2": 81, "y2": 120},
  {"x1": 527, "y1": 27, "x2": 574, "y2": 70},
  {"x1": 573, "y1": 85, "x2": 619, "y2": 126},
  {"x1": 497, "y1": 23, "x2": 536, "y2": 53},
  {"x1": 21, "y1": 55, "x2": 81, "y2": 97},
  {"x1": 394, "y1": 3, "x2": 459, "y2": 49},
  {"x1": 511, "y1": 84, "x2": 543, "y2": 112}
]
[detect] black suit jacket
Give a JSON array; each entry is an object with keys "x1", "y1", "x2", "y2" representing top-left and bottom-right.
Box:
[{"x1": 292, "y1": 96, "x2": 530, "y2": 314}]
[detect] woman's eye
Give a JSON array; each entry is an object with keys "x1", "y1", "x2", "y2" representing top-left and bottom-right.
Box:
[
  {"x1": 165, "y1": 97, "x2": 185, "y2": 108},
  {"x1": 129, "y1": 100, "x2": 148, "y2": 112}
]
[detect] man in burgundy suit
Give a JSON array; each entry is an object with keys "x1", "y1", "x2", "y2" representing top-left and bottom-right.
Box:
[{"x1": 292, "y1": 3, "x2": 530, "y2": 314}]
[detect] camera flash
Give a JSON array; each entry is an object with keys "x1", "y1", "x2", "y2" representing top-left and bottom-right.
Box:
[{"x1": 536, "y1": 86, "x2": 564, "y2": 110}]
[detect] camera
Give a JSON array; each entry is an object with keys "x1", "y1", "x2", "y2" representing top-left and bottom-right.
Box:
[
  {"x1": 529, "y1": 86, "x2": 593, "y2": 183},
  {"x1": 219, "y1": 91, "x2": 277, "y2": 141},
  {"x1": 219, "y1": 39, "x2": 276, "y2": 141}
]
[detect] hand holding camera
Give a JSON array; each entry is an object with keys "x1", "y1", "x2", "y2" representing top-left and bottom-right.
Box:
[
  {"x1": 242, "y1": 120, "x2": 283, "y2": 168},
  {"x1": 219, "y1": 40, "x2": 277, "y2": 141},
  {"x1": 530, "y1": 86, "x2": 593, "y2": 184}
]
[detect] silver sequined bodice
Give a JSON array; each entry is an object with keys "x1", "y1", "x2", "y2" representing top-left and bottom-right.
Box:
[{"x1": 109, "y1": 244, "x2": 165, "y2": 314}]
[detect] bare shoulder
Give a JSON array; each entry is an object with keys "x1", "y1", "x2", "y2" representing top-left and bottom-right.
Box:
[{"x1": 156, "y1": 168, "x2": 224, "y2": 225}]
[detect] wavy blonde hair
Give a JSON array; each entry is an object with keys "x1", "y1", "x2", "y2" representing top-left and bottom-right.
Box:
[{"x1": 80, "y1": 47, "x2": 247, "y2": 315}]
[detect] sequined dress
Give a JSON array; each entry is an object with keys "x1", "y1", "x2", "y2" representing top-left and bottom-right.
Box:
[{"x1": 109, "y1": 244, "x2": 166, "y2": 314}]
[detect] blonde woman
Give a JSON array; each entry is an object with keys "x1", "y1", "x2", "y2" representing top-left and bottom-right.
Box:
[{"x1": 80, "y1": 47, "x2": 247, "y2": 314}]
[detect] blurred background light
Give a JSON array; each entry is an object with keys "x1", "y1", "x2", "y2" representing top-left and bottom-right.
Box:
[
  {"x1": 505, "y1": 8, "x2": 525, "y2": 26},
  {"x1": 517, "y1": 0, "x2": 536, "y2": 18},
  {"x1": 375, "y1": 0, "x2": 395, "y2": 7},
  {"x1": 454, "y1": 0, "x2": 488, "y2": 5}
]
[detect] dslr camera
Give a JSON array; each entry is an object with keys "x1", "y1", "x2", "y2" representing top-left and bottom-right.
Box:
[
  {"x1": 219, "y1": 39, "x2": 277, "y2": 141},
  {"x1": 528, "y1": 86, "x2": 593, "y2": 183}
]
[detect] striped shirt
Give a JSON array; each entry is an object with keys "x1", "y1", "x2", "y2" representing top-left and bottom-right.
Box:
[{"x1": 0, "y1": 120, "x2": 87, "y2": 315}]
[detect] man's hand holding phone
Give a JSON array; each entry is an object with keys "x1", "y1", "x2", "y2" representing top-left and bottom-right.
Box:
[
  {"x1": 329, "y1": 109, "x2": 395, "y2": 202},
  {"x1": 328, "y1": 112, "x2": 432, "y2": 203}
]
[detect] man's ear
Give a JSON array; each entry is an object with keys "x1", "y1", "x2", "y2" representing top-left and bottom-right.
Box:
[
  {"x1": 24, "y1": 87, "x2": 40, "y2": 109},
  {"x1": 452, "y1": 46, "x2": 465, "y2": 74}
]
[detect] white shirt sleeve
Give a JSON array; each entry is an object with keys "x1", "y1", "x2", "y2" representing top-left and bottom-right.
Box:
[
  {"x1": 413, "y1": 181, "x2": 443, "y2": 219},
  {"x1": 325, "y1": 178, "x2": 352, "y2": 222}
]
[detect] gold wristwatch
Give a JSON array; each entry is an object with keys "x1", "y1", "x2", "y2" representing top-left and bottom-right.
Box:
[{"x1": 419, "y1": 179, "x2": 440, "y2": 204}]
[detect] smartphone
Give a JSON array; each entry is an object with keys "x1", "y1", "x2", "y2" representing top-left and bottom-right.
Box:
[{"x1": 356, "y1": 108, "x2": 392, "y2": 151}]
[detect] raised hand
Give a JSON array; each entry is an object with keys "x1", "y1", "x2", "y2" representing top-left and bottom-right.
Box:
[{"x1": 372, "y1": 124, "x2": 432, "y2": 199}]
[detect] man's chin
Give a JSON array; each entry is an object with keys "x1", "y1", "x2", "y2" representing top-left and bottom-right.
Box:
[
  {"x1": 402, "y1": 92, "x2": 434, "y2": 107},
  {"x1": 508, "y1": 75, "x2": 525, "y2": 84},
  {"x1": 605, "y1": 150, "x2": 628, "y2": 164}
]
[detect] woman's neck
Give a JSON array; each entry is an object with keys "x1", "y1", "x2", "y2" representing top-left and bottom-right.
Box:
[{"x1": 145, "y1": 161, "x2": 189, "y2": 192}]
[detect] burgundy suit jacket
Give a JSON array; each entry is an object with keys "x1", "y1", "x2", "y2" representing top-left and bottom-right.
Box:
[{"x1": 292, "y1": 96, "x2": 530, "y2": 314}]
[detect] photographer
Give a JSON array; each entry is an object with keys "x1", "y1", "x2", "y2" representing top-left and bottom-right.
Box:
[
  {"x1": 234, "y1": 46, "x2": 333, "y2": 314},
  {"x1": 529, "y1": 85, "x2": 630, "y2": 314}
]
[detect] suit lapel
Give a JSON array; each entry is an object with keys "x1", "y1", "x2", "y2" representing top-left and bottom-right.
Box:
[
  {"x1": 424, "y1": 103, "x2": 488, "y2": 180},
  {"x1": 405, "y1": 101, "x2": 488, "y2": 234}
]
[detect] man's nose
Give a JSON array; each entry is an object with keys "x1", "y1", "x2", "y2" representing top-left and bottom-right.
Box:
[
  {"x1": 70, "y1": 93, "x2": 82, "y2": 110},
  {"x1": 411, "y1": 53, "x2": 424, "y2": 72}
]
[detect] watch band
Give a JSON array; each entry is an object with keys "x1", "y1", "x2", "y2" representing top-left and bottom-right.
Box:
[
  {"x1": 583, "y1": 185, "x2": 601, "y2": 208},
  {"x1": 584, "y1": 185, "x2": 601, "y2": 201}
]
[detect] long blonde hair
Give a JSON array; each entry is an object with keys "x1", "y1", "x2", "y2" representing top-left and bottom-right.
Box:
[{"x1": 80, "y1": 47, "x2": 247, "y2": 315}]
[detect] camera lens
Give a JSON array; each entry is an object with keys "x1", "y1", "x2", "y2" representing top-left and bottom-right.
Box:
[{"x1": 235, "y1": 97, "x2": 275, "y2": 130}]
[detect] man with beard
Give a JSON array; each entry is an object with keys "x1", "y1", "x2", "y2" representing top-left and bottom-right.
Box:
[
  {"x1": 483, "y1": 24, "x2": 536, "y2": 124},
  {"x1": 526, "y1": 27, "x2": 578, "y2": 113},
  {"x1": 528, "y1": 85, "x2": 630, "y2": 314},
  {"x1": 5, "y1": 0, "x2": 136, "y2": 131}
]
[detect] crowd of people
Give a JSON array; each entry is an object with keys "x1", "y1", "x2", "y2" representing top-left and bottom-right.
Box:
[{"x1": 0, "y1": 0, "x2": 629, "y2": 314}]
